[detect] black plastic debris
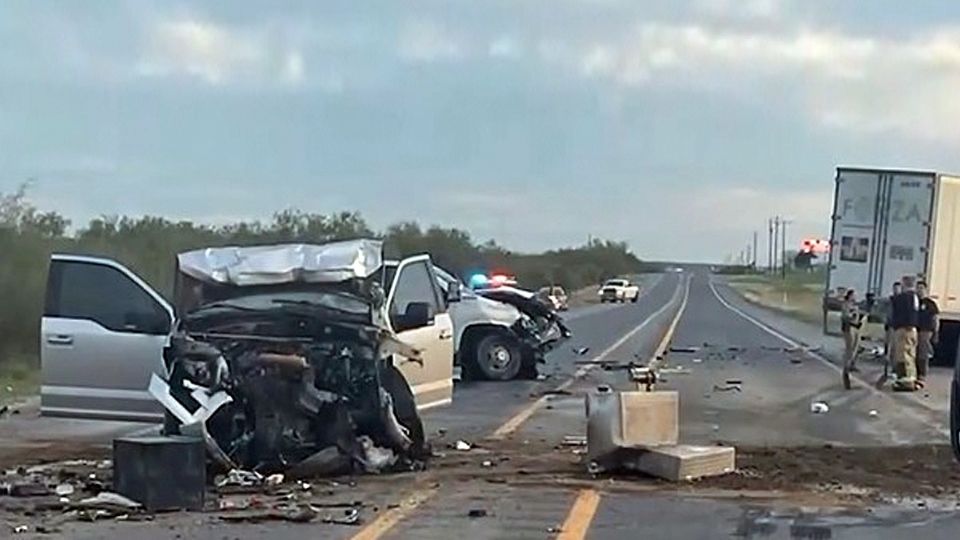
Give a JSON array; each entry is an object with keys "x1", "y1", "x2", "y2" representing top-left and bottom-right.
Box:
[
  {"x1": 468, "y1": 508, "x2": 488, "y2": 518},
  {"x1": 9, "y1": 483, "x2": 52, "y2": 497},
  {"x1": 113, "y1": 436, "x2": 205, "y2": 512},
  {"x1": 669, "y1": 346, "x2": 700, "y2": 353}
]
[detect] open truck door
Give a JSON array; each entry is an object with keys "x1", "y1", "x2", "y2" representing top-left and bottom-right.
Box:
[
  {"x1": 386, "y1": 255, "x2": 454, "y2": 410},
  {"x1": 41, "y1": 255, "x2": 173, "y2": 422}
]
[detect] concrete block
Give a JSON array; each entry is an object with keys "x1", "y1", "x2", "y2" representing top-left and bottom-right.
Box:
[
  {"x1": 587, "y1": 389, "x2": 678, "y2": 461},
  {"x1": 626, "y1": 445, "x2": 735, "y2": 481}
]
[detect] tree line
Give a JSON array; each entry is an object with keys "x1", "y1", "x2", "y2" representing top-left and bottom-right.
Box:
[{"x1": 0, "y1": 186, "x2": 655, "y2": 365}]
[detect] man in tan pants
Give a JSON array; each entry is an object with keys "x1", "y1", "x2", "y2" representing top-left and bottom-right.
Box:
[{"x1": 890, "y1": 276, "x2": 920, "y2": 392}]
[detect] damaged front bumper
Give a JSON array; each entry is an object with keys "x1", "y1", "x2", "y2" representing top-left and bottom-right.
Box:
[{"x1": 152, "y1": 327, "x2": 426, "y2": 477}]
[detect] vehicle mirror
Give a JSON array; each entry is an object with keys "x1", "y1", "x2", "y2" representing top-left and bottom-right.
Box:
[
  {"x1": 395, "y1": 302, "x2": 433, "y2": 331},
  {"x1": 446, "y1": 285, "x2": 462, "y2": 304}
]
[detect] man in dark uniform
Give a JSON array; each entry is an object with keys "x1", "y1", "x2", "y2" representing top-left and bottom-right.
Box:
[
  {"x1": 891, "y1": 276, "x2": 920, "y2": 392},
  {"x1": 916, "y1": 280, "x2": 939, "y2": 388}
]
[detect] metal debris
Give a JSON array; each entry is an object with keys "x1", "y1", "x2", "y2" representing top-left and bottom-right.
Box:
[
  {"x1": 218, "y1": 469, "x2": 264, "y2": 488},
  {"x1": 265, "y1": 474, "x2": 285, "y2": 487},
  {"x1": 77, "y1": 492, "x2": 142, "y2": 511},
  {"x1": 810, "y1": 402, "x2": 830, "y2": 414},
  {"x1": 320, "y1": 507, "x2": 361, "y2": 526}
]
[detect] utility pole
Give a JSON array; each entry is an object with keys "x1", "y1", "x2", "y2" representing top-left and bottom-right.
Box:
[
  {"x1": 767, "y1": 219, "x2": 774, "y2": 273},
  {"x1": 773, "y1": 217, "x2": 780, "y2": 276},
  {"x1": 752, "y1": 231, "x2": 758, "y2": 270},
  {"x1": 781, "y1": 219, "x2": 792, "y2": 280}
]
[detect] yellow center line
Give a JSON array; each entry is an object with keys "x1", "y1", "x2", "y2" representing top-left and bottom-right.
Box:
[
  {"x1": 556, "y1": 489, "x2": 602, "y2": 540},
  {"x1": 349, "y1": 487, "x2": 438, "y2": 540}
]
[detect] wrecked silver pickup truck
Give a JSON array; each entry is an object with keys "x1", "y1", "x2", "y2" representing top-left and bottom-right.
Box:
[{"x1": 41, "y1": 240, "x2": 457, "y2": 474}]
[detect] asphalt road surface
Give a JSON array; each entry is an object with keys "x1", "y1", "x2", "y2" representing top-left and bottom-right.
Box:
[{"x1": 4, "y1": 270, "x2": 960, "y2": 539}]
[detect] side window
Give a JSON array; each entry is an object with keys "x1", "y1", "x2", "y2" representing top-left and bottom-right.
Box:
[
  {"x1": 389, "y1": 261, "x2": 441, "y2": 327},
  {"x1": 46, "y1": 261, "x2": 169, "y2": 334}
]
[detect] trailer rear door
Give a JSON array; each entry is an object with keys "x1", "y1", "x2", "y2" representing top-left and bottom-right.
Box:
[
  {"x1": 828, "y1": 169, "x2": 883, "y2": 297},
  {"x1": 876, "y1": 172, "x2": 936, "y2": 291}
]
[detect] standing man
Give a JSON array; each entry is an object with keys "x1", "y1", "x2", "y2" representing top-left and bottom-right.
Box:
[
  {"x1": 917, "y1": 280, "x2": 939, "y2": 388},
  {"x1": 884, "y1": 281, "x2": 902, "y2": 359},
  {"x1": 841, "y1": 289, "x2": 862, "y2": 373},
  {"x1": 891, "y1": 276, "x2": 920, "y2": 392}
]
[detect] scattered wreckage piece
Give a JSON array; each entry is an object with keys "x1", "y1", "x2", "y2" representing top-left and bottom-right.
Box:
[
  {"x1": 586, "y1": 388, "x2": 735, "y2": 481},
  {"x1": 113, "y1": 436, "x2": 205, "y2": 512},
  {"x1": 586, "y1": 388, "x2": 679, "y2": 465},
  {"x1": 596, "y1": 445, "x2": 736, "y2": 482}
]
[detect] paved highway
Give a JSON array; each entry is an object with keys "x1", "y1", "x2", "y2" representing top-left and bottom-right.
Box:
[{"x1": 4, "y1": 270, "x2": 959, "y2": 539}]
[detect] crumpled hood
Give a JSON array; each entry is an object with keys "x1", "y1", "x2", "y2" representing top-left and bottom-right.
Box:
[{"x1": 178, "y1": 240, "x2": 383, "y2": 286}]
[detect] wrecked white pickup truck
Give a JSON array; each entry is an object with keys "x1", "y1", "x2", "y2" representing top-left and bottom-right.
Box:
[
  {"x1": 41, "y1": 240, "x2": 457, "y2": 475},
  {"x1": 432, "y1": 267, "x2": 571, "y2": 381}
]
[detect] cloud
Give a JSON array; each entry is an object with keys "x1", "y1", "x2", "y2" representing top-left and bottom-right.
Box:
[
  {"x1": 694, "y1": 0, "x2": 783, "y2": 20},
  {"x1": 136, "y1": 17, "x2": 308, "y2": 87},
  {"x1": 564, "y1": 22, "x2": 960, "y2": 143},
  {"x1": 488, "y1": 36, "x2": 522, "y2": 59},
  {"x1": 398, "y1": 19, "x2": 464, "y2": 62}
]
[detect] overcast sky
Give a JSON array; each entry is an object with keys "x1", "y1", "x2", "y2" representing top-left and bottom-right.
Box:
[{"x1": 2, "y1": 1, "x2": 960, "y2": 262}]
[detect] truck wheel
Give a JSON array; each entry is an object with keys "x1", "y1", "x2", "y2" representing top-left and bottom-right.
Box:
[
  {"x1": 631, "y1": 295, "x2": 639, "y2": 303},
  {"x1": 474, "y1": 333, "x2": 522, "y2": 381},
  {"x1": 380, "y1": 364, "x2": 427, "y2": 457}
]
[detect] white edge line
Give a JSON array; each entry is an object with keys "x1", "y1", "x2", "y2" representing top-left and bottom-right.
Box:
[{"x1": 708, "y1": 277, "x2": 948, "y2": 435}]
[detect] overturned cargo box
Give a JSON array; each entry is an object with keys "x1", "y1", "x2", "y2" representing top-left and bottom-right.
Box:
[{"x1": 153, "y1": 240, "x2": 455, "y2": 475}]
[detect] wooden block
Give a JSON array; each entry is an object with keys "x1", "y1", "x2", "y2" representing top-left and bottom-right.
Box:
[
  {"x1": 627, "y1": 445, "x2": 735, "y2": 481},
  {"x1": 587, "y1": 391, "x2": 678, "y2": 461}
]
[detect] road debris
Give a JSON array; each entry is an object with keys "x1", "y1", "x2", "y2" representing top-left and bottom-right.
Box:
[
  {"x1": 869, "y1": 410, "x2": 878, "y2": 417},
  {"x1": 810, "y1": 402, "x2": 830, "y2": 414},
  {"x1": 692, "y1": 358, "x2": 703, "y2": 364},
  {"x1": 468, "y1": 508, "x2": 488, "y2": 518},
  {"x1": 562, "y1": 435, "x2": 587, "y2": 447},
  {"x1": 78, "y1": 491, "x2": 142, "y2": 510},
  {"x1": 12, "y1": 525, "x2": 29, "y2": 534},
  {"x1": 265, "y1": 474, "x2": 285, "y2": 487},
  {"x1": 482, "y1": 460, "x2": 494, "y2": 467},
  {"x1": 453, "y1": 440, "x2": 473, "y2": 451},
  {"x1": 573, "y1": 346, "x2": 590, "y2": 355},
  {"x1": 55, "y1": 483, "x2": 75, "y2": 497},
  {"x1": 320, "y1": 507, "x2": 361, "y2": 526},
  {"x1": 9, "y1": 483, "x2": 52, "y2": 497},
  {"x1": 669, "y1": 346, "x2": 700, "y2": 353},
  {"x1": 712, "y1": 384, "x2": 742, "y2": 393},
  {"x1": 218, "y1": 469, "x2": 264, "y2": 488}
]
